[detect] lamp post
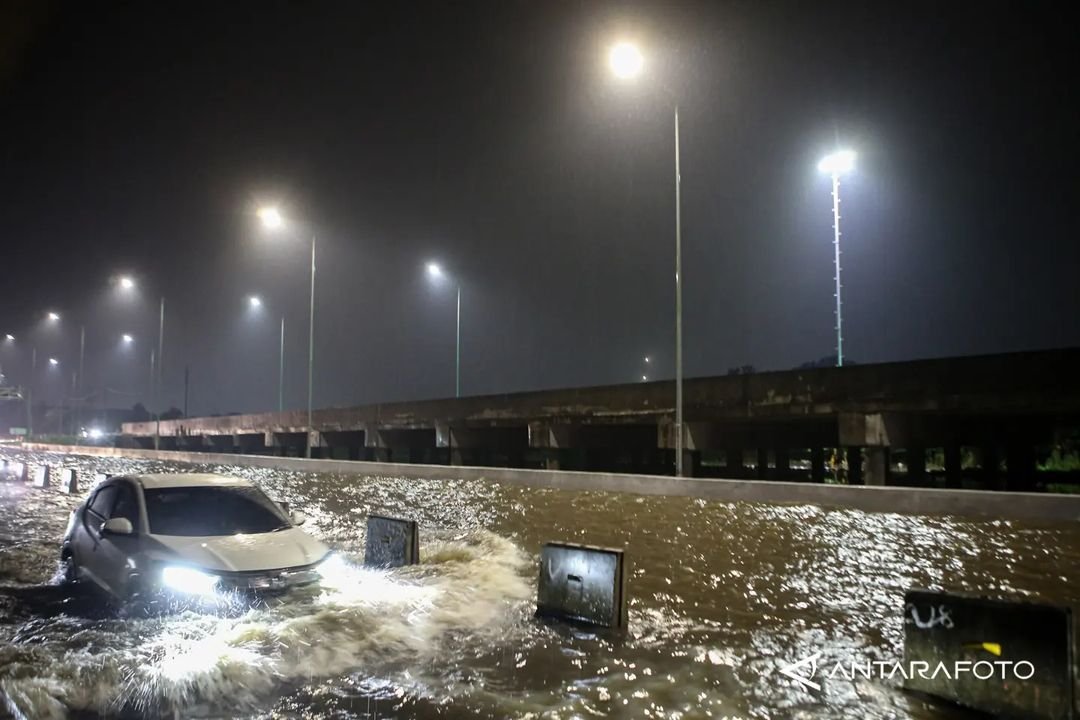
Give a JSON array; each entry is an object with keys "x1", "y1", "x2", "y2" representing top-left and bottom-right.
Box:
[
  {"x1": 258, "y1": 206, "x2": 316, "y2": 457},
  {"x1": 609, "y1": 41, "x2": 685, "y2": 477},
  {"x1": 817, "y1": 149, "x2": 856, "y2": 367},
  {"x1": 247, "y1": 295, "x2": 286, "y2": 413},
  {"x1": 425, "y1": 262, "x2": 462, "y2": 398}
]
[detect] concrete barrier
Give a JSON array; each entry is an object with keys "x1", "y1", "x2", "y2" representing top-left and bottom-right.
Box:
[
  {"x1": 31, "y1": 465, "x2": 50, "y2": 488},
  {"x1": 15, "y1": 443, "x2": 1080, "y2": 523},
  {"x1": 903, "y1": 589, "x2": 1073, "y2": 719},
  {"x1": 536, "y1": 542, "x2": 626, "y2": 629},
  {"x1": 20, "y1": 462, "x2": 30, "y2": 484},
  {"x1": 60, "y1": 468, "x2": 78, "y2": 494},
  {"x1": 364, "y1": 516, "x2": 419, "y2": 568}
]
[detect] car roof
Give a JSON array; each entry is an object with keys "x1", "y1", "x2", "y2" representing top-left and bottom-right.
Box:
[{"x1": 123, "y1": 473, "x2": 255, "y2": 490}]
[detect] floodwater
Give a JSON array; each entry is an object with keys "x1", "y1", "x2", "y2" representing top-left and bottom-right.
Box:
[{"x1": 0, "y1": 448, "x2": 1077, "y2": 720}]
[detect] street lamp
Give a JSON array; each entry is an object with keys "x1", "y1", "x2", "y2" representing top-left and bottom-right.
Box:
[
  {"x1": 122, "y1": 333, "x2": 134, "y2": 344},
  {"x1": 114, "y1": 274, "x2": 166, "y2": 444},
  {"x1": 425, "y1": 262, "x2": 462, "y2": 398},
  {"x1": 245, "y1": 295, "x2": 286, "y2": 413},
  {"x1": 119, "y1": 276, "x2": 135, "y2": 290},
  {"x1": 4, "y1": 334, "x2": 12, "y2": 342},
  {"x1": 48, "y1": 357, "x2": 59, "y2": 367},
  {"x1": 47, "y1": 312, "x2": 60, "y2": 322},
  {"x1": 610, "y1": 41, "x2": 686, "y2": 477},
  {"x1": 818, "y1": 149, "x2": 856, "y2": 367},
  {"x1": 257, "y1": 205, "x2": 316, "y2": 456}
]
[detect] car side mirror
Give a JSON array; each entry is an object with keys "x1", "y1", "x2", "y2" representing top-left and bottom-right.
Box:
[
  {"x1": 290, "y1": 510, "x2": 306, "y2": 526},
  {"x1": 101, "y1": 517, "x2": 134, "y2": 536}
]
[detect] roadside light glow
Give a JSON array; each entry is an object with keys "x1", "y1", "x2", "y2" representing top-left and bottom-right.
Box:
[
  {"x1": 48, "y1": 358, "x2": 59, "y2": 366},
  {"x1": 122, "y1": 333, "x2": 134, "y2": 343},
  {"x1": 87, "y1": 427, "x2": 104, "y2": 440},
  {"x1": 426, "y1": 262, "x2": 443, "y2": 279},
  {"x1": 818, "y1": 149, "x2": 856, "y2": 175},
  {"x1": 642, "y1": 374, "x2": 648, "y2": 382},
  {"x1": 119, "y1": 276, "x2": 135, "y2": 290},
  {"x1": 610, "y1": 42, "x2": 644, "y2": 79},
  {"x1": 4, "y1": 334, "x2": 12, "y2": 341},
  {"x1": 644, "y1": 356, "x2": 651, "y2": 363},
  {"x1": 257, "y1": 206, "x2": 284, "y2": 230},
  {"x1": 47, "y1": 312, "x2": 60, "y2": 322},
  {"x1": 249, "y1": 295, "x2": 262, "y2": 308},
  {"x1": 161, "y1": 566, "x2": 220, "y2": 595}
]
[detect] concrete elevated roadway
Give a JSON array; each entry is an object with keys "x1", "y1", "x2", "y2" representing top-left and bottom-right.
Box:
[{"x1": 120, "y1": 348, "x2": 1080, "y2": 489}]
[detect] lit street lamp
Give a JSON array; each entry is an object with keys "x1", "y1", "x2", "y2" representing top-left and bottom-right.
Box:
[
  {"x1": 4, "y1": 334, "x2": 12, "y2": 342},
  {"x1": 122, "y1": 333, "x2": 134, "y2": 344},
  {"x1": 426, "y1": 262, "x2": 462, "y2": 398},
  {"x1": 115, "y1": 275, "x2": 166, "y2": 445},
  {"x1": 48, "y1": 357, "x2": 59, "y2": 367},
  {"x1": 818, "y1": 149, "x2": 856, "y2": 367},
  {"x1": 258, "y1": 206, "x2": 316, "y2": 456},
  {"x1": 119, "y1": 276, "x2": 135, "y2": 290},
  {"x1": 245, "y1": 295, "x2": 286, "y2": 413},
  {"x1": 47, "y1": 312, "x2": 60, "y2": 322},
  {"x1": 609, "y1": 41, "x2": 686, "y2": 477}
]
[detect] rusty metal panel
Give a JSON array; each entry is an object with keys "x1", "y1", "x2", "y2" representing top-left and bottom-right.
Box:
[
  {"x1": 536, "y1": 542, "x2": 626, "y2": 629},
  {"x1": 904, "y1": 589, "x2": 1074, "y2": 719}
]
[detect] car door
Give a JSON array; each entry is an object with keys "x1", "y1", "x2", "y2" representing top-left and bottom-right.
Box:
[
  {"x1": 93, "y1": 480, "x2": 144, "y2": 597},
  {"x1": 73, "y1": 483, "x2": 118, "y2": 590}
]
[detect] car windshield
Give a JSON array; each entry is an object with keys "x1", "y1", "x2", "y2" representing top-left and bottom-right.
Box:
[{"x1": 143, "y1": 485, "x2": 290, "y2": 536}]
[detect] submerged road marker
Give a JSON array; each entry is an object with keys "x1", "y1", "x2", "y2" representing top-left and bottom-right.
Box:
[
  {"x1": 364, "y1": 515, "x2": 420, "y2": 568},
  {"x1": 536, "y1": 542, "x2": 627, "y2": 629}
]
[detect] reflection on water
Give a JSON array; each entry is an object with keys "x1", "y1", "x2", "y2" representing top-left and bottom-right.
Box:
[{"x1": 0, "y1": 448, "x2": 1077, "y2": 719}]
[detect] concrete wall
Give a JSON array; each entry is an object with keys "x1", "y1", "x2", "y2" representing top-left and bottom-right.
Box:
[{"x1": 21, "y1": 443, "x2": 1080, "y2": 524}]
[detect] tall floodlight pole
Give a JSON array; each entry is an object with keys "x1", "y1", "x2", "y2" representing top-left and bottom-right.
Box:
[
  {"x1": 609, "y1": 41, "x2": 685, "y2": 476},
  {"x1": 817, "y1": 150, "x2": 856, "y2": 367},
  {"x1": 258, "y1": 206, "x2": 317, "y2": 458},
  {"x1": 279, "y1": 315, "x2": 286, "y2": 413},
  {"x1": 426, "y1": 262, "x2": 462, "y2": 398}
]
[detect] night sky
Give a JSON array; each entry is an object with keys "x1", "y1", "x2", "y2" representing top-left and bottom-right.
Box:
[{"x1": 1, "y1": 1, "x2": 1077, "y2": 416}]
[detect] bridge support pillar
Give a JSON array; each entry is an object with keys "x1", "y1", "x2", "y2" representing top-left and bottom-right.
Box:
[
  {"x1": 980, "y1": 444, "x2": 1001, "y2": 490},
  {"x1": 726, "y1": 448, "x2": 744, "y2": 477},
  {"x1": 906, "y1": 446, "x2": 927, "y2": 486},
  {"x1": 1006, "y1": 443, "x2": 1037, "y2": 492},
  {"x1": 773, "y1": 449, "x2": 790, "y2": 480},
  {"x1": 846, "y1": 447, "x2": 863, "y2": 485},
  {"x1": 810, "y1": 447, "x2": 825, "y2": 483},
  {"x1": 944, "y1": 444, "x2": 963, "y2": 488},
  {"x1": 865, "y1": 446, "x2": 889, "y2": 486},
  {"x1": 529, "y1": 422, "x2": 579, "y2": 471},
  {"x1": 756, "y1": 449, "x2": 769, "y2": 479}
]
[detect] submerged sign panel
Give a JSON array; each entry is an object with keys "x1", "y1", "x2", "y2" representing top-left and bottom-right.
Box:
[
  {"x1": 903, "y1": 589, "x2": 1074, "y2": 720},
  {"x1": 364, "y1": 515, "x2": 419, "y2": 568},
  {"x1": 536, "y1": 542, "x2": 626, "y2": 629}
]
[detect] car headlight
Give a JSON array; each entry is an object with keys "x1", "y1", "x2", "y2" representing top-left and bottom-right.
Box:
[{"x1": 161, "y1": 565, "x2": 220, "y2": 595}]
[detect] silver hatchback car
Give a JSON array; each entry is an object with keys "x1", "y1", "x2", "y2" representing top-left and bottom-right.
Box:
[{"x1": 60, "y1": 473, "x2": 331, "y2": 603}]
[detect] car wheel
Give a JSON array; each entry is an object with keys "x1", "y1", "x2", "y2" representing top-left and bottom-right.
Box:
[{"x1": 57, "y1": 549, "x2": 78, "y2": 585}]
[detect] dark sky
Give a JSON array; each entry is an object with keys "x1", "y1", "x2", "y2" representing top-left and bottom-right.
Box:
[{"x1": 1, "y1": 1, "x2": 1077, "y2": 415}]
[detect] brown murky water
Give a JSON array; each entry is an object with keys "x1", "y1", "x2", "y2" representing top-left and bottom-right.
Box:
[{"x1": 0, "y1": 447, "x2": 1077, "y2": 719}]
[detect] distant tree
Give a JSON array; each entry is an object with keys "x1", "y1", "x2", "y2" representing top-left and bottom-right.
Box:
[
  {"x1": 130, "y1": 403, "x2": 150, "y2": 422},
  {"x1": 160, "y1": 407, "x2": 184, "y2": 421}
]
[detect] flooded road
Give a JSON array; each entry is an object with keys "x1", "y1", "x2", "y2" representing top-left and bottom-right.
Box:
[{"x1": 1, "y1": 447, "x2": 1077, "y2": 719}]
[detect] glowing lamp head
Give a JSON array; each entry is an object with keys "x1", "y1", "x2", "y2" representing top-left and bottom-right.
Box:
[
  {"x1": 426, "y1": 262, "x2": 443, "y2": 279},
  {"x1": 47, "y1": 312, "x2": 60, "y2": 322},
  {"x1": 119, "y1": 276, "x2": 135, "y2": 290},
  {"x1": 644, "y1": 356, "x2": 651, "y2": 363},
  {"x1": 641, "y1": 374, "x2": 648, "y2": 382},
  {"x1": 257, "y1": 206, "x2": 284, "y2": 230},
  {"x1": 248, "y1": 295, "x2": 262, "y2": 308},
  {"x1": 4, "y1": 334, "x2": 12, "y2": 341},
  {"x1": 609, "y1": 42, "x2": 644, "y2": 79},
  {"x1": 122, "y1": 333, "x2": 134, "y2": 344},
  {"x1": 48, "y1": 357, "x2": 59, "y2": 366},
  {"x1": 818, "y1": 149, "x2": 856, "y2": 176},
  {"x1": 87, "y1": 427, "x2": 104, "y2": 440}
]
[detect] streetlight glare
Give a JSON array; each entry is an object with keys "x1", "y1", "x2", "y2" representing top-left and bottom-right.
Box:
[
  {"x1": 47, "y1": 312, "x2": 60, "y2": 322},
  {"x1": 119, "y1": 276, "x2": 136, "y2": 290},
  {"x1": 122, "y1": 333, "x2": 134, "y2": 343},
  {"x1": 426, "y1": 262, "x2": 443, "y2": 279},
  {"x1": 818, "y1": 149, "x2": 856, "y2": 175},
  {"x1": 642, "y1": 374, "x2": 648, "y2": 382},
  {"x1": 644, "y1": 356, "x2": 651, "y2": 363},
  {"x1": 4, "y1": 334, "x2": 13, "y2": 341},
  {"x1": 258, "y1": 206, "x2": 284, "y2": 230},
  {"x1": 48, "y1": 357, "x2": 59, "y2": 366},
  {"x1": 609, "y1": 42, "x2": 644, "y2": 79},
  {"x1": 249, "y1": 295, "x2": 263, "y2": 308}
]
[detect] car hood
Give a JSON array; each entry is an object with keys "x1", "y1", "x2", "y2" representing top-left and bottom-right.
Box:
[{"x1": 148, "y1": 528, "x2": 329, "y2": 573}]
